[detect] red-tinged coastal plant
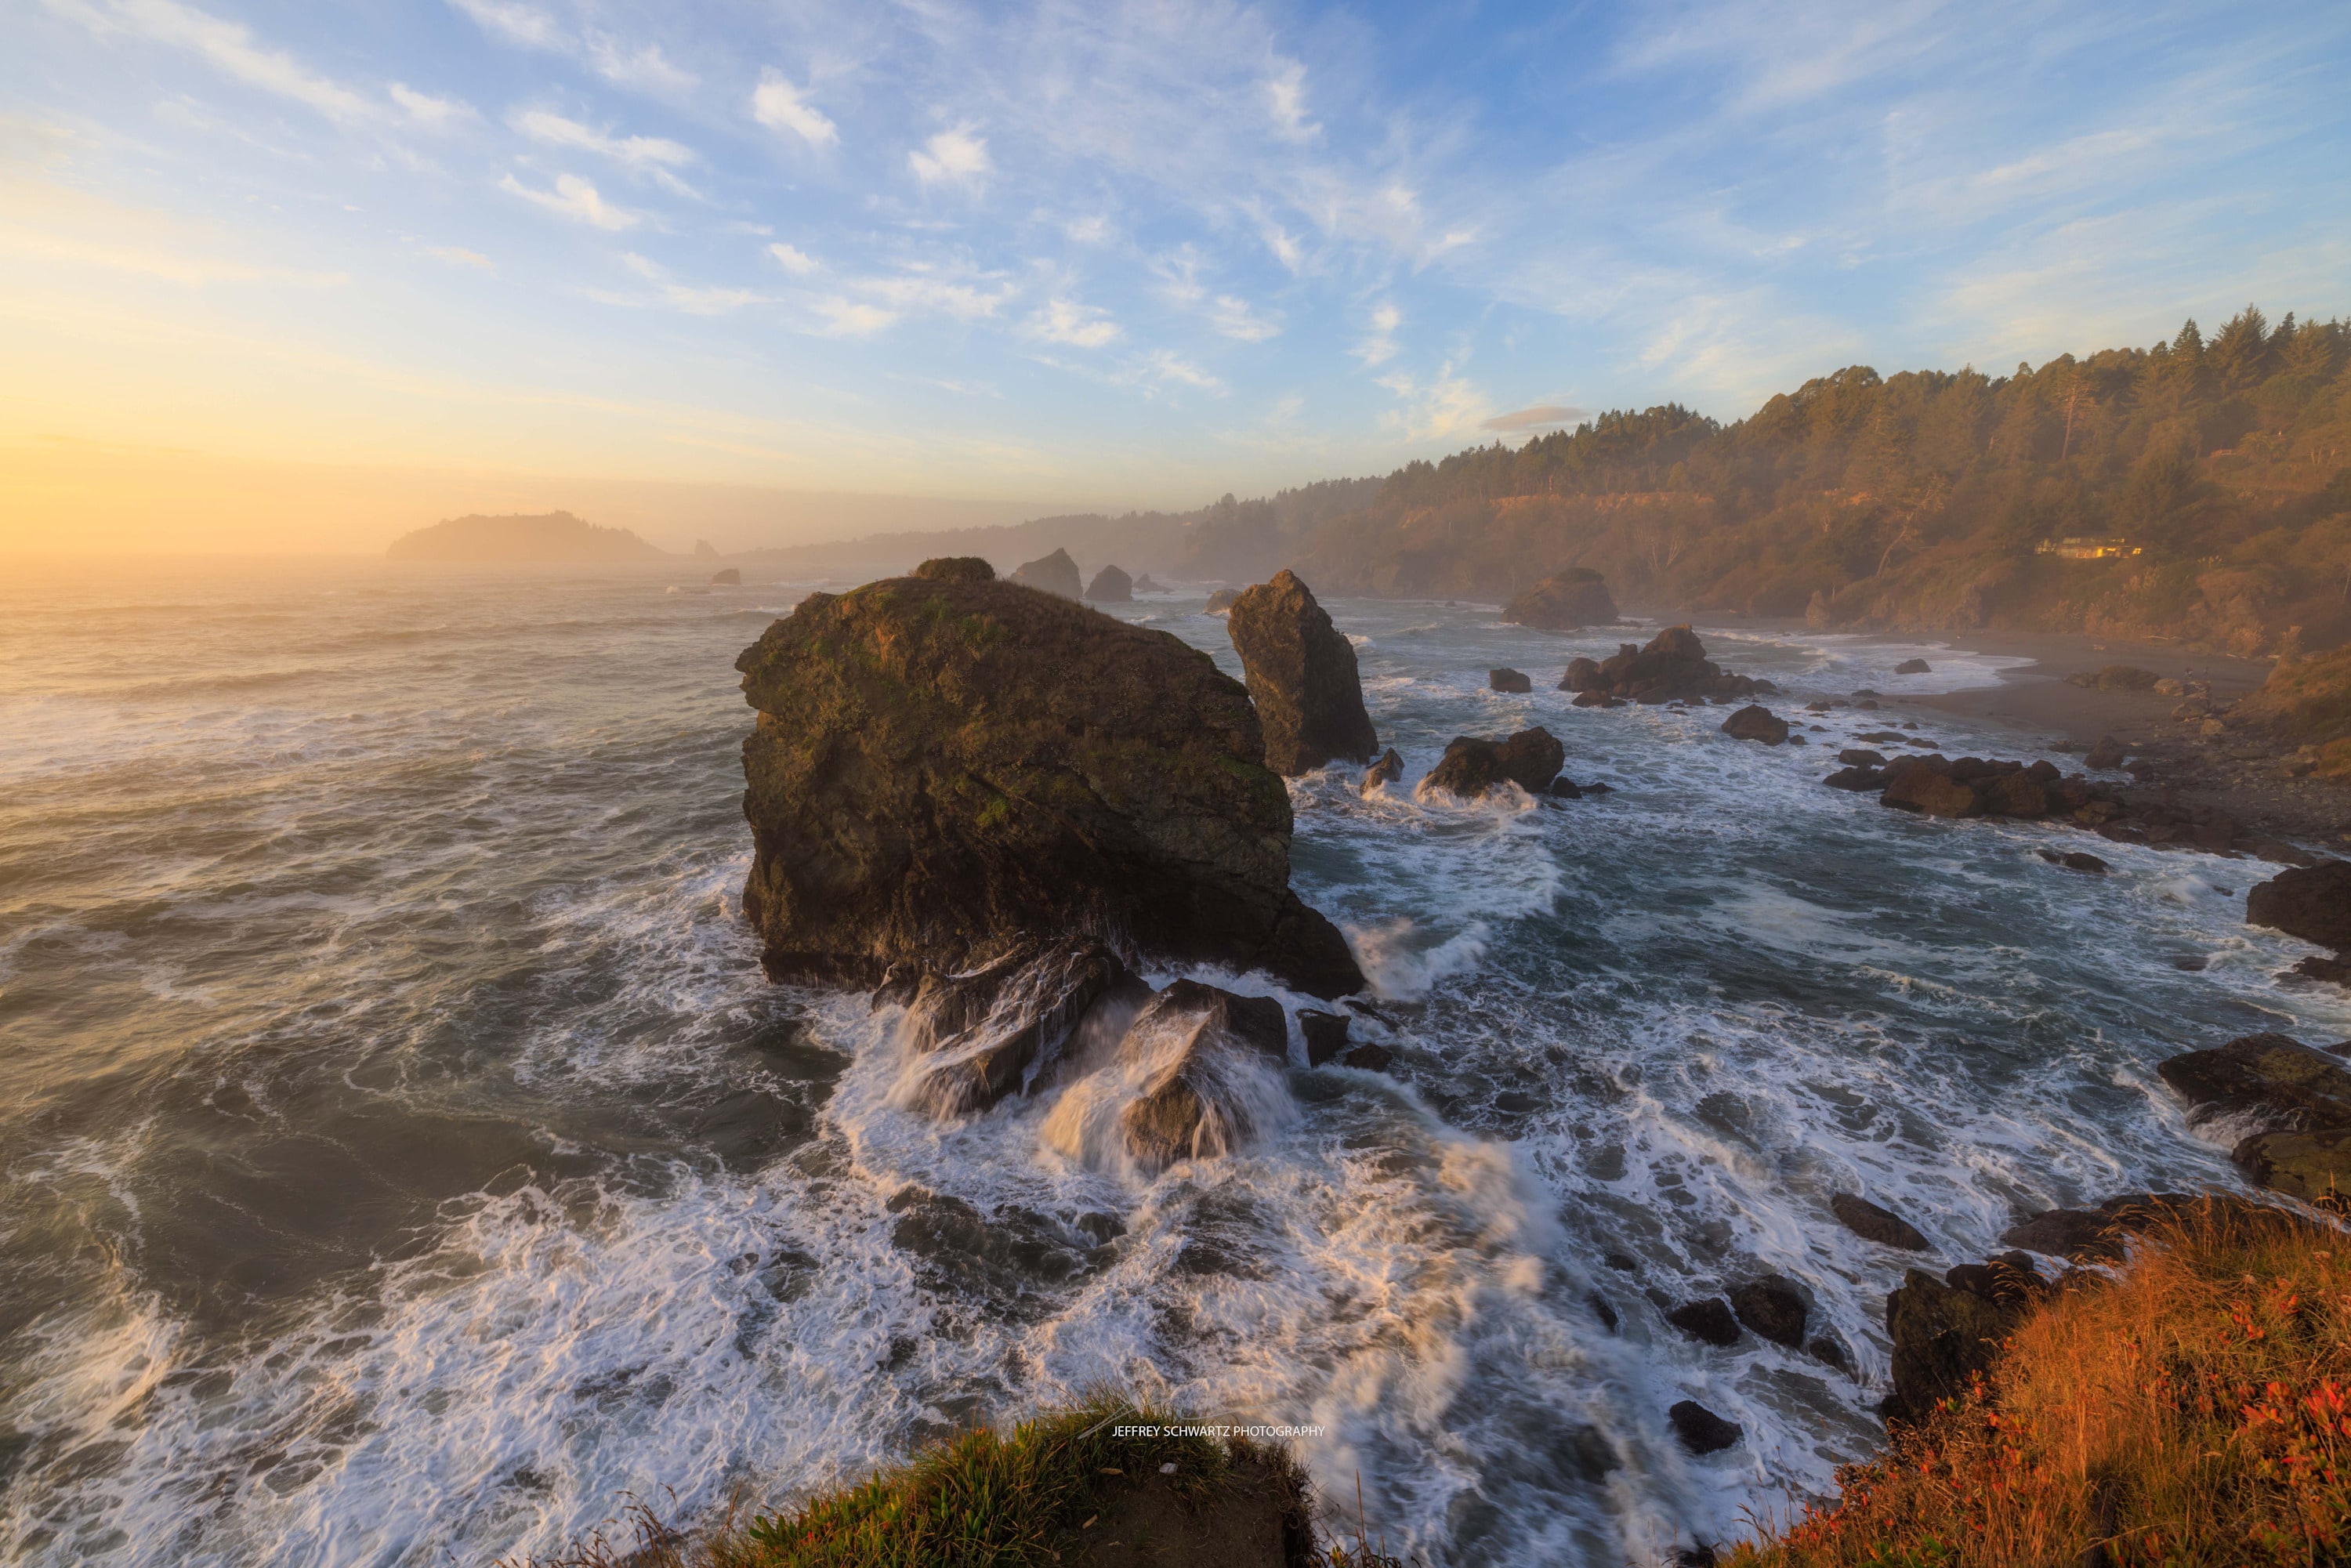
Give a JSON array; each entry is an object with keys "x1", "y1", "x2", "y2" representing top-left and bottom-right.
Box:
[{"x1": 1730, "y1": 1200, "x2": 2351, "y2": 1567}]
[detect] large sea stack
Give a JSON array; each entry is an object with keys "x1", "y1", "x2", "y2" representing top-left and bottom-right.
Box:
[
  {"x1": 1010, "y1": 548, "x2": 1083, "y2": 598},
  {"x1": 1502, "y1": 569, "x2": 1617, "y2": 630},
  {"x1": 734, "y1": 573, "x2": 1364, "y2": 998},
  {"x1": 1225, "y1": 570, "x2": 1378, "y2": 775}
]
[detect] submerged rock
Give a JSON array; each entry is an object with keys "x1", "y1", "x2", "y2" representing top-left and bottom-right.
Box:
[
  {"x1": 1085, "y1": 563, "x2": 1134, "y2": 602},
  {"x1": 1502, "y1": 568, "x2": 1618, "y2": 630},
  {"x1": 1226, "y1": 570, "x2": 1378, "y2": 776},
  {"x1": 1418, "y1": 728, "x2": 1565, "y2": 799},
  {"x1": 736, "y1": 573, "x2": 1363, "y2": 997},
  {"x1": 1666, "y1": 1297, "x2": 1741, "y2": 1346},
  {"x1": 1830, "y1": 1192, "x2": 1931, "y2": 1251},
  {"x1": 1009, "y1": 548, "x2": 1083, "y2": 598}
]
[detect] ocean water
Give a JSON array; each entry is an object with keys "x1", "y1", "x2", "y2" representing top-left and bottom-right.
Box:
[{"x1": 2, "y1": 561, "x2": 2345, "y2": 1566}]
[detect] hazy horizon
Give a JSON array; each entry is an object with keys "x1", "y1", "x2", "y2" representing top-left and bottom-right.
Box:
[{"x1": 6, "y1": 0, "x2": 2348, "y2": 556}]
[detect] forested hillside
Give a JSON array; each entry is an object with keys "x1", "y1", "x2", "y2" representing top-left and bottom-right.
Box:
[{"x1": 1281, "y1": 306, "x2": 2351, "y2": 655}]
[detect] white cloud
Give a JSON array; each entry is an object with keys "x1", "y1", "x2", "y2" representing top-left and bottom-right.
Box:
[
  {"x1": 590, "y1": 36, "x2": 696, "y2": 92},
  {"x1": 1354, "y1": 301, "x2": 1400, "y2": 365},
  {"x1": 812, "y1": 297, "x2": 897, "y2": 336},
  {"x1": 511, "y1": 110, "x2": 694, "y2": 181},
  {"x1": 1064, "y1": 214, "x2": 1111, "y2": 244},
  {"x1": 446, "y1": 0, "x2": 560, "y2": 50},
  {"x1": 910, "y1": 128, "x2": 989, "y2": 189},
  {"x1": 389, "y1": 82, "x2": 474, "y2": 127},
  {"x1": 56, "y1": 0, "x2": 373, "y2": 122},
  {"x1": 1208, "y1": 294, "x2": 1279, "y2": 342},
  {"x1": 1029, "y1": 298, "x2": 1119, "y2": 348},
  {"x1": 1260, "y1": 222, "x2": 1304, "y2": 272},
  {"x1": 1150, "y1": 246, "x2": 1205, "y2": 304},
  {"x1": 752, "y1": 71, "x2": 837, "y2": 147},
  {"x1": 1377, "y1": 360, "x2": 1489, "y2": 440},
  {"x1": 859, "y1": 270, "x2": 1011, "y2": 320},
  {"x1": 1265, "y1": 60, "x2": 1318, "y2": 140},
  {"x1": 766, "y1": 242, "x2": 819, "y2": 273},
  {"x1": 499, "y1": 172, "x2": 638, "y2": 230},
  {"x1": 1140, "y1": 349, "x2": 1220, "y2": 390},
  {"x1": 424, "y1": 244, "x2": 494, "y2": 269}
]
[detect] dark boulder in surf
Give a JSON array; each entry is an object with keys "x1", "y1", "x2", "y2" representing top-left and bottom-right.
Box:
[
  {"x1": 1668, "y1": 1400, "x2": 1742, "y2": 1454},
  {"x1": 2247, "y1": 860, "x2": 2351, "y2": 954},
  {"x1": 1666, "y1": 1297, "x2": 1742, "y2": 1346},
  {"x1": 1884, "y1": 1269, "x2": 2012, "y2": 1421},
  {"x1": 1502, "y1": 568, "x2": 1618, "y2": 630},
  {"x1": 1418, "y1": 728, "x2": 1564, "y2": 800},
  {"x1": 1225, "y1": 570, "x2": 1379, "y2": 776},
  {"x1": 1204, "y1": 588, "x2": 1240, "y2": 613},
  {"x1": 736, "y1": 573, "x2": 1364, "y2": 998},
  {"x1": 893, "y1": 942, "x2": 1148, "y2": 1115},
  {"x1": 1299, "y1": 1009, "x2": 1351, "y2": 1066},
  {"x1": 1830, "y1": 1192, "x2": 1931, "y2": 1251},
  {"x1": 1360, "y1": 748, "x2": 1403, "y2": 795},
  {"x1": 1730, "y1": 1275, "x2": 1809, "y2": 1348},
  {"x1": 1489, "y1": 667, "x2": 1533, "y2": 693},
  {"x1": 1719, "y1": 704, "x2": 1790, "y2": 744},
  {"x1": 2157, "y1": 1032, "x2": 2351, "y2": 1143}
]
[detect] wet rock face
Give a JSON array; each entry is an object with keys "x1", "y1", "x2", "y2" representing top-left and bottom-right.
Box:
[
  {"x1": 736, "y1": 574, "x2": 1363, "y2": 998},
  {"x1": 1668, "y1": 1400, "x2": 1742, "y2": 1454},
  {"x1": 1418, "y1": 728, "x2": 1564, "y2": 799},
  {"x1": 1085, "y1": 564, "x2": 1133, "y2": 602},
  {"x1": 1360, "y1": 748, "x2": 1403, "y2": 795},
  {"x1": 2157, "y1": 1032, "x2": 2351, "y2": 1139},
  {"x1": 1224, "y1": 570, "x2": 1378, "y2": 775},
  {"x1": 1730, "y1": 1275, "x2": 1808, "y2": 1347},
  {"x1": 1115, "y1": 981, "x2": 1290, "y2": 1172},
  {"x1": 1502, "y1": 568, "x2": 1617, "y2": 631},
  {"x1": 1489, "y1": 667, "x2": 1532, "y2": 693},
  {"x1": 2235, "y1": 1128, "x2": 2351, "y2": 1201},
  {"x1": 1557, "y1": 626, "x2": 1766, "y2": 705},
  {"x1": 895, "y1": 943, "x2": 1148, "y2": 1115},
  {"x1": 2247, "y1": 861, "x2": 2351, "y2": 954},
  {"x1": 1666, "y1": 1297, "x2": 1741, "y2": 1346},
  {"x1": 1009, "y1": 548, "x2": 1083, "y2": 598}
]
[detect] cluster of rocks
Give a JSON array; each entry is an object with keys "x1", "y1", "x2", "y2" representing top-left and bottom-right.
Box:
[
  {"x1": 2157, "y1": 1029, "x2": 2351, "y2": 1204},
  {"x1": 735, "y1": 561, "x2": 1362, "y2": 1000},
  {"x1": 1418, "y1": 728, "x2": 1566, "y2": 799},
  {"x1": 1560, "y1": 626, "x2": 1776, "y2": 707},
  {"x1": 1501, "y1": 567, "x2": 1618, "y2": 631}
]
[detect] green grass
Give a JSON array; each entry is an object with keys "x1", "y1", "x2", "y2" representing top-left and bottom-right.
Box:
[{"x1": 504, "y1": 1396, "x2": 1395, "y2": 1568}]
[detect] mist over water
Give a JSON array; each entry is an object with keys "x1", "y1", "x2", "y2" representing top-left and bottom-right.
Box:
[{"x1": 2, "y1": 561, "x2": 2344, "y2": 1566}]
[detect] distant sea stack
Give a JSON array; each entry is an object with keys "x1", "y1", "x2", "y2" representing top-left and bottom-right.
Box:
[
  {"x1": 1502, "y1": 569, "x2": 1617, "y2": 630},
  {"x1": 1225, "y1": 570, "x2": 1378, "y2": 776},
  {"x1": 734, "y1": 573, "x2": 1363, "y2": 998},
  {"x1": 1085, "y1": 564, "x2": 1134, "y2": 603},
  {"x1": 386, "y1": 511, "x2": 666, "y2": 564},
  {"x1": 1010, "y1": 548, "x2": 1083, "y2": 598}
]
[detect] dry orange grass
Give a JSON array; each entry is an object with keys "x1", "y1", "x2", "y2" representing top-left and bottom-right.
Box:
[{"x1": 1732, "y1": 1200, "x2": 2351, "y2": 1568}]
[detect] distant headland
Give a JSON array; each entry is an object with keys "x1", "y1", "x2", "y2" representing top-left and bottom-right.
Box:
[{"x1": 386, "y1": 511, "x2": 667, "y2": 564}]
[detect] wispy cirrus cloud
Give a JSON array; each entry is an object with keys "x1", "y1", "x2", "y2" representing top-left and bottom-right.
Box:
[
  {"x1": 47, "y1": 0, "x2": 375, "y2": 121},
  {"x1": 1028, "y1": 298, "x2": 1119, "y2": 348},
  {"x1": 510, "y1": 108, "x2": 696, "y2": 193},
  {"x1": 498, "y1": 171, "x2": 638, "y2": 230}
]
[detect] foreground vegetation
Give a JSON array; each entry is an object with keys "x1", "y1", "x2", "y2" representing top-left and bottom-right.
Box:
[
  {"x1": 509, "y1": 1398, "x2": 1389, "y2": 1568},
  {"x1": 1731, "y1": 1201, "x2": 2351, "y2": 1568}
]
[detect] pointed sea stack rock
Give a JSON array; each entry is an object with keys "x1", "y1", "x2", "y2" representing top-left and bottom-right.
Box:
[
  {"x1": 1502, "y1": 568, "x2": 1617, "y2": 630},
  {"x1": 1009, "y1": 547, "x2": 1083, "y2": 598},
  {"x1": 735, "y1": 573, "x2": 1364, "y2": 998},
  {"x1": 1085, "y1": 563, "x2": 1134, "y2": 603},
  {"x1": 1225, "y1": 570, "x2": 1378, "y2": 775},
  {"x1": 1417, "y1": 728, "x2": 1564, "y2": 800}
]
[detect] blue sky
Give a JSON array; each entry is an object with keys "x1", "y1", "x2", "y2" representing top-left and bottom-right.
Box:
[{"x1": 5, "y1": 0, "x2": 2349, "y2": 545}]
